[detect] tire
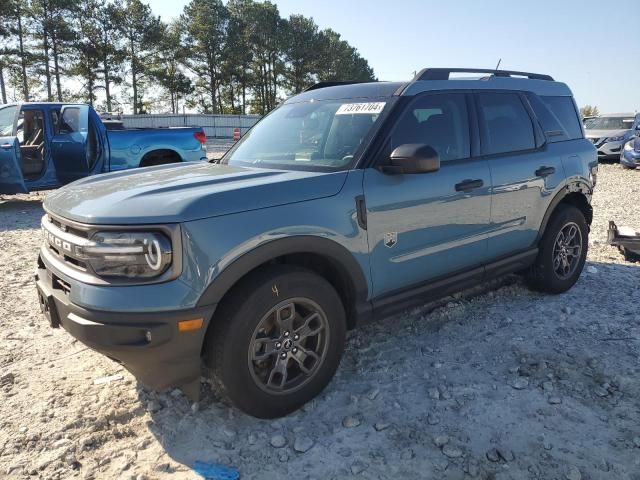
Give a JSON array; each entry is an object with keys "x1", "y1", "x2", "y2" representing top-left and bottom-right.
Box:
[
  {"x1": 526, "y1": 205, "x2": 588, "y2": 294},
  {"x1": 205, "y1": 265, "x2": 346, "y2": 418}
]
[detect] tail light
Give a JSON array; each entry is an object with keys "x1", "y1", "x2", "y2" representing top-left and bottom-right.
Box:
[{"x1": 194, "y1": 131, "x2": 207, "y2": 144}]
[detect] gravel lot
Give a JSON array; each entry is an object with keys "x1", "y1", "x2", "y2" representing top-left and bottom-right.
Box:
[{"x1": 1, "y1": 163, "x2": 639, "y2": 480}]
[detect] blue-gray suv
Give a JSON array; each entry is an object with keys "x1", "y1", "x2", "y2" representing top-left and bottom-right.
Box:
[{"x1": 35, "y1": 68, "x2": 598, "y2": 418}]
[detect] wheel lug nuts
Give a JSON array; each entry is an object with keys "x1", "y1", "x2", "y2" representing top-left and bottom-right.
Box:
[
  {"x1": 293, "y1": 334, "x2": 299, "y2": 340},
  {"x1": 292, "y1": 347, "x2": 298, "y2": 353},
  {"x1": 275, "y1": 342, "x2": 282, "y2": 349},
  {"x1": 281, "y1": 352, "x2": 287, "y2": 359},
  {"x1": 284, "y1": 331, "x2": 290, "y2": 337}
]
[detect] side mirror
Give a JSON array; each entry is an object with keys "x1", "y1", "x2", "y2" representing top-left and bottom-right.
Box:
[
  {"x1": 635, "y1": 125, "x2": 640, "y2": 135},
  {"x1": 383, "y1": 144, "x2": 440, "y2": 174}
]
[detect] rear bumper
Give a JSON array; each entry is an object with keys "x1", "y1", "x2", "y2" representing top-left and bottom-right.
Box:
[{"x1": 35, "y1": 263, "x2": 215, "y2": 392}]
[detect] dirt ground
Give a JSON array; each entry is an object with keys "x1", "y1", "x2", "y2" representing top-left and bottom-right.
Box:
[{"x1": 1, "y1": 163, "x2": 639, "y2": 480}]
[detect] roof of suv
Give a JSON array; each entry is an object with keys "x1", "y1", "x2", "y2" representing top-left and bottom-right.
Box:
[{"x1": 285, "y1": 68, "x2": 572, "y2": 104}]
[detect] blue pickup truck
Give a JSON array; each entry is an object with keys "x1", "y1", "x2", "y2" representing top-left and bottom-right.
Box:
[
  {"x1": 36, "y1": 69, "x2": 597, "y2": 418},
  {"x1": 0, "y1": 103, "x2": 208, "y2": 194}
]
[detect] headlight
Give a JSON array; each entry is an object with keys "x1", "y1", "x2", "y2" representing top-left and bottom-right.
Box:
[
  {"x1": 624, "y1": 142, "x2": 634, "y2": 151},
  {"x1": 606, "y1": 135, "x2": 625, "y2": 142},
  {"x1": 76, "y1": 231, "x2": 172, "y2": 279}
]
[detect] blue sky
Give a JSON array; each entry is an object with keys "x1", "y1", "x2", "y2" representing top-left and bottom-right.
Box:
[{"x1": 147, "y1": 0, "x2": 640, "y2": 113}]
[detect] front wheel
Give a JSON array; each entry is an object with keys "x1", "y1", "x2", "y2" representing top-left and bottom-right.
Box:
[
  {"x1": 205, "y1": 266, "x2": 346, "y2": 418},
  {"x1": 526, "y1": 205, "x2": 588, "y2": 293}
]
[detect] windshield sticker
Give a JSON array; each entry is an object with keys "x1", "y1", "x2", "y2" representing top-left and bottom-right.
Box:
[{"x1": 336, "y1": 102, "x2": 386, "y2": 115}]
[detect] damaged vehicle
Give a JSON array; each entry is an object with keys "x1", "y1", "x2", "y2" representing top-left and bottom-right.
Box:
[
  {"x1": 35, "y1": 68, "x2": 597, "y2": 418},
  {"x1": 608, "y1": 221, "x2": 640, "y2": 262},
  {"x1": 0, "y1": 103, "x2": 208, "y2": 194},
  {"x1": 620, "y1": 129, "x2": 640, "y2": 169}
]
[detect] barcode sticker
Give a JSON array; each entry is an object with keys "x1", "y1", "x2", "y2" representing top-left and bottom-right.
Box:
[{"x1": 336, "y1": 102, "x2": 386, "y2": 115}]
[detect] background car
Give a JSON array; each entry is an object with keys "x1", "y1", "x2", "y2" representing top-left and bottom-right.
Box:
[
  {"x1": 584, "y1": 113, "x2": 640, "y2": 160},
  {"x1": 0, "y1": 103, "x2": 208, "y2": 194},
  {"x1": 621, "y1": 126, "x2": 640, "y2": 169}
]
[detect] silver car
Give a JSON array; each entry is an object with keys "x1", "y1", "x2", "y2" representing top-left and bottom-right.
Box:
[{"x1": 585, "y1": 113, "x2": 640, "y2": 160}]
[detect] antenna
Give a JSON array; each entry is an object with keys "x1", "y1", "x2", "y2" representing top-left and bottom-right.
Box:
[{"x1": 495, "y1": 58, "x2": 502, "y2": 70}]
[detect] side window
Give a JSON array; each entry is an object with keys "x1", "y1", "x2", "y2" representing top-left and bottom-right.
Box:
[
  {"x1": 59, "y1": 107, "x2": 82, "y2": 134},
  {"x1": 0, "y1": 105, "x2": 18, "y2": 136},
  {"x1": 540, "y1": 96, "x2": 583, "y2": 140},
  {"x1": 526, "y1": 93, "x2": 569, "y2": 143},
  {"x1": 476, "y1": 92, "x2": 536, "y2": 155},
  {"x1": 389, "y1": 93, "x2": 470, "y2": 161}
]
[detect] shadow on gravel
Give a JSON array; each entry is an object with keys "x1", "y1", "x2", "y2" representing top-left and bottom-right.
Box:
[
  {"x1": 139, "y1": 259, "x2": 640, "y2": 478},
  {"x1": 0, "y1": 196, "x2": 45, "y2": 232}
]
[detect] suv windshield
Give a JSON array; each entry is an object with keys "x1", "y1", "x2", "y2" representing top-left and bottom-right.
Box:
[
  {"x1": 0, "y1": 105, "x2": 18, "y2": 136},
  {"x1": 224, "y1": 100, "x2": 389, "y2": 170},
  {"x1": 587, "y1": 116, "x2": 634, "y2": 130}
]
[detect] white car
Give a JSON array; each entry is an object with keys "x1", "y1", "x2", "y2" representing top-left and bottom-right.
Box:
[{"x1": 584, "y1": 113, "x2": 640, "y2": 160}]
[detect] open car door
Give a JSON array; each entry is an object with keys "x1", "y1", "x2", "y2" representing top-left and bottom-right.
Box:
[
  {"x1": 0, "y1": 105, "x2": 27, "y2": 194},
  {"x1": 0, "y1": 137, "x2": 27, "y2": 194},
  {"x1": 51, "y1": 105, "x2": 91, "y2": 185}
]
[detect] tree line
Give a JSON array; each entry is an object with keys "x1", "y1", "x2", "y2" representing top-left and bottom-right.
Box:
[{"x1": 0, "y1": 0, "x2": 376, "y2": 114}]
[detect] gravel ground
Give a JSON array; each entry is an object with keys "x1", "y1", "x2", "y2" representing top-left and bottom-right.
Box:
[{"x1": 0, "y1": 163, "x2": 639, "y2": 480}]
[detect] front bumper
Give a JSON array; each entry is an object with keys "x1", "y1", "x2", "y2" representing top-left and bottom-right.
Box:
[
  {"x1": 35, "y1": 258, "x2": 215, "y2": 394},
  {"x1": 621, "y1": 148, "x2": 640, "y2": 167},
  {"x1": 594, "y1": 140, "x2": 625, "y2": 159}
]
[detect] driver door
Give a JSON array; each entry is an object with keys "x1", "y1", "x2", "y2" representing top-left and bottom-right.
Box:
[
  {"x1": 51, "y1": 105, "x2": 91, "y2": 184},
  {"x1": 0, "y1": 105, "x2": 27, "y2": 194},
  {"x1": 363, "y1": 92, "x2": 492, "y2": 299}
]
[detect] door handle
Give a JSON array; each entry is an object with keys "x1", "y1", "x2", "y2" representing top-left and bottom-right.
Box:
[
  {"x1": 455, "y1": 179, "x2": 484, "y2": 192},
  {"x1": 1, "y1": 143, "x2": 12, "y2": 150},
  {"x1": 535, "y1": 166, "x2": 556, "y2": 177}
]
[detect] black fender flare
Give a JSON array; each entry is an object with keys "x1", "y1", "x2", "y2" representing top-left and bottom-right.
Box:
[
  {"x1": 196, "y1": 235, "x2": 370, "y2": 319},
  {"x1": 535, "y1": 181, "x2": 593, "y2": 244}
]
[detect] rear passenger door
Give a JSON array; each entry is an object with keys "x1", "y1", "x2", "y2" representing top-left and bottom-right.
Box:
[
  {"x1": 475, "y1": 91, "x2": 565, "y2": 260},
  {"x1": 364, "y1": 92, "x2": 492, "y2": 298}
]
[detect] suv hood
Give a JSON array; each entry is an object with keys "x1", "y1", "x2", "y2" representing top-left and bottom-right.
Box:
[
  {"x1": 585, "y1": 128, "x2": 629, "y2": 138},
  {"x1": 44, "y1": 162, "x2": 348, "y2": 225}
]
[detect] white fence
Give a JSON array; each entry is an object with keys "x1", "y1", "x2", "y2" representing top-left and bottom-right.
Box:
[{"x1": 121, "y1": 114, "x2": 261, "y2": 138}]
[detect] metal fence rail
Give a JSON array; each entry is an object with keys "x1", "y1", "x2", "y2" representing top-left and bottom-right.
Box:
[{"x1": 121, "y1": 114, "x2": 261, "y2": 138}]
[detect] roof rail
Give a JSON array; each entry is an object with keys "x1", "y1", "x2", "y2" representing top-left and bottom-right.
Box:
[
  {"x1": 303, "y1": 81, "x2": 367, "y2": 92},
  {"x1": 414, "y1": 68, "x2": 554, "y2": 82}
]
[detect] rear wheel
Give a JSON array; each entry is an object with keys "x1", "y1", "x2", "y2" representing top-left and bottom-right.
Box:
[
  {"x1": 139, "y1": 150, "x2": 181, "y2": 167},
  {"x1": 205, "y1": 266, "x2": 346, "y2": 418},
  {"x1": 526, "y1": 205, "x2": 588, "y2": 293}
]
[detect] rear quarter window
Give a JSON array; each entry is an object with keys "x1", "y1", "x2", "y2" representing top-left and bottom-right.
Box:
[
  {"x1": 540, "y1": 96, "x2": 583, "y2": 140},
  {"x1": 526, "y1": 93, "x2": 569, "y2": 143}
]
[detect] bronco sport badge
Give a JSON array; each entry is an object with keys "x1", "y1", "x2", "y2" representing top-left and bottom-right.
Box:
[{"x1": 384, "y1": 232, "x2": 398, "y2": 248}]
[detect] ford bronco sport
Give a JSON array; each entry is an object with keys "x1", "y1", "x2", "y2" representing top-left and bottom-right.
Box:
[{"x1": 35, "y1": 68, "x2": 597, "y2": 418}]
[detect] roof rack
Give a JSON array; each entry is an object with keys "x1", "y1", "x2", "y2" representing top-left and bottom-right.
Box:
[
  {"x1": 414, "y1": 68, "x2": 554, "y2": 82},
  {"x1": 303, "y1": 81, "x2": 367, "y2": 92}
]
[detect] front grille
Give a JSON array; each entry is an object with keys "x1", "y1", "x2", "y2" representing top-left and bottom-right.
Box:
[{"x1": 42, "y1": 214, "x2": 94, "y2": 274}]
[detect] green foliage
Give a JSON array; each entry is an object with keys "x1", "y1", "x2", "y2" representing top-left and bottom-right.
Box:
[{"x1": 0, "y1": 0, "x2": 377, "y2": 113}]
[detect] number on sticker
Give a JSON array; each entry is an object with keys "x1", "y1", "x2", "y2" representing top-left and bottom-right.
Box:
[{"x1": 336, "y1": 102, "x2": 386, "y2": 116}]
